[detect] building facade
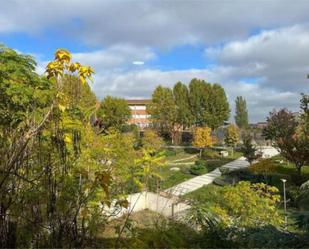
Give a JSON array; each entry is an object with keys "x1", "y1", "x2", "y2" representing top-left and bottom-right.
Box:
[{"x1": 126, "y1": 99, "x2": 151, "y2": 129}]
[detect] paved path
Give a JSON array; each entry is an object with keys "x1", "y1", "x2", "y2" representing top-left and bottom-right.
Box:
[{"x1": 165, "y1": 157, "x2": 249, "y2": 196}]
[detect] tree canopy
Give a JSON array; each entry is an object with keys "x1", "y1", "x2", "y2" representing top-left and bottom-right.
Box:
[
  {"x1": 235, "y1": 96, "x2": 249, "y2": 129},
  {"x1": 97, "y1": 96, "x2": 131, "y2": 131}
]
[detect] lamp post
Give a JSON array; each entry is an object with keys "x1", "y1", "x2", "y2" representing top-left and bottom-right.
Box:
[{"x1": 281, "y1": 178, "x2": 287, "y2": 230}]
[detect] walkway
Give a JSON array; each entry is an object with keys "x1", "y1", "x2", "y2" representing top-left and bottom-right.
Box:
[{"x1": 165, "y1": 157, "x2": 249, "y2": 196}]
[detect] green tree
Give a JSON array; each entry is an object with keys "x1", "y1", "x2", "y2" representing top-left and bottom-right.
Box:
[
  {"x1": 241, "y1": 135, "x2": 258, "y2": 165},
  {"x1": 206, "y1": 84, "x2": 230, "y2": 130},
  {"x1": 235, "y1": 96, "x2": 249, "y2": 129},
  {"x1": 147, "y1": 86, "x2": 178, "y2": 144},
  {"x1": 224, "y1": 124, "x2": 240, "y2": 156},
  {"x1": 189, "y1": 78, "x2": 211, "y2": 127},
  {"x1": 189, "y1": 79, "x2": 229, "y2": 129},
  {"x1": 173, "y1": 82, "x2": 193, "y2": 129},
  {"x1": 97, "y1": 96, "x2": 131, "y2": 131}
]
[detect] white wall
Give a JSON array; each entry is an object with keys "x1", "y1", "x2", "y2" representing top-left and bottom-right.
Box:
[{"x1": 103, "y1": 191, "x2": 191, "y2": 220}]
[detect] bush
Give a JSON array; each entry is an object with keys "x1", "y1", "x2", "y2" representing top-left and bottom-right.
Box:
[
  {"x1": 297, "y1": 189, "x2": 309, "y2": 211},
  {"x1": 189, "y1": 160, "x2": 207, "y2": 175},
  {"x1": 163, "y1": 148, "x2": 177, "y2": 157},
  {"x1": 202, "y1": 149, "x2": 219, "y2": 159}
]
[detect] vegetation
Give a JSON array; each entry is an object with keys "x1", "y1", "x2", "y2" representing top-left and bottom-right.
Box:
[
  {"x1": 235, "y1": 96, "x2": 249, "y2": 129},
  {"x1": 241, "y1": 135, "x2": 258, "y2": 165},
  {"x1": 192, "y1": 126, "x2": 214, "y2": 157},
  {"x1": 147, "y1": 85, "x2": 178, "y2": 144},
  {"x1": 1, "y1": 44, "x2": 308, "y2": 248},
  {"x1": 224, "y1": 124, "x2": 240, "y2": 156},
  {"x1": 97, "y1": 96, "x2": 131, "y2": 131},
  {"x1": 263, "y1": 97, "x2": 309, "y2": 175}
]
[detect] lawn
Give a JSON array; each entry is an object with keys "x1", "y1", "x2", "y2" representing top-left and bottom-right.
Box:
[{"x1": 159, "y1": 147, "x2": 243, "y2": 190}]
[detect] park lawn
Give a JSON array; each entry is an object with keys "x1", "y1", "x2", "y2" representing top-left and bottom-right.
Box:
[
  {"x1": 159, "y1": 163, "x2": 195, "y2": 190},
  {"x1": 163, "y1": 148, "x2": 199, "y2": 162},
  {"x1": 183, "y1": 183, "x2": 222, "y2": 202},
  {"x1": 159, "y1": 147, "x2": 244, "y2": 190}
]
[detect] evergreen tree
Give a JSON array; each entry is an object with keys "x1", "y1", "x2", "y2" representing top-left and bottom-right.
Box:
[{"x1": 235, "y1": 96, "x2": 249, "y2": 129}]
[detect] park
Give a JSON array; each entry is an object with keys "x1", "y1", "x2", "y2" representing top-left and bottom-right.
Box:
[{"x1": 1, "y1": 1, "x2": 309, "y2": 248}]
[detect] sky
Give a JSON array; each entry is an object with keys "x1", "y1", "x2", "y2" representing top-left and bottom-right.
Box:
[{"x1": 1, "y1": 0, "x2": 309, "y2": 122}]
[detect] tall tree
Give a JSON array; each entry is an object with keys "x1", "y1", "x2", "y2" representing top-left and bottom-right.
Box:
[
  {"x1": 235, "y1": 96, "x2": 249, "y2": 129},
  {"x1": 189, "y1": 79, "x2": 230, "y2": 129},
  {"x1": 263, "y1": 108, "x2": 309, "y2": 175},
  {"x1": 207, "y1": 84, "x2": 230, "y2": 130},
  {"x1": 189, "y1": 78, "x2": 211, "y2": 127},
  {"x1": 97, "y1": 96, "x2": 131, "y2": 131},
  {"x1": 147, "y1": 86, "x2": 178, "y2": 144},
  {"x1": 173, "y1": 82, "x2": 193, "y2": 129}
]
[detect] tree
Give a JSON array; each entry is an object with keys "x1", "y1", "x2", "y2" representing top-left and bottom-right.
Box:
[
  {"x1": 192, "y1": 127, "x2": 214, "y2": 157},
  {"x1": 173, "y1": 82, "x2": 193, "y2": 129},
  {"x1": 224, "y1": 124, "x2": 240, "y2": 156},
  {"x1": 189, "y1": 79, "x2": 230, "y2": 129},
  {"x1": 241, "y1": 135, "x2": 258, "y2": 165},
  {"x1": 263, "y1": 108, "x2": 309, "y2": 175},
  {"x1": 189, "y1": 78, "x2": 210, "y2": 127},
  {"x1": 235, "y1": 96, "x2": 249, "y2": 129},
  {"x1": 141, "y1": 129, "x2": 164, "y2": 154},
  {"x1": 206, "y1": 84, "x2": 230, "y2": 130},
  {"x1": 299, "y1": 93, "x2": 309, "y2": 138},
  {"x1": 97, "y1": 96, "x2": 131, "y2": 131},
  {"x1": 147, "y1": 86, "x2": 178, "y2": 144}
]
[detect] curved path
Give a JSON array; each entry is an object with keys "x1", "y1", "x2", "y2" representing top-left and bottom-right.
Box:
[
  {"x1": 165, "y1": 157, "x2": 249, "y2": 196},
  {"x1": 165, "y1": 146, "x2": 279, "y2": 196}
]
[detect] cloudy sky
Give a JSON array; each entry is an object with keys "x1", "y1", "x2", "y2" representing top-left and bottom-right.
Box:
[{"x1": 1, "y1": 0, "x2": 309, "y2": 122}]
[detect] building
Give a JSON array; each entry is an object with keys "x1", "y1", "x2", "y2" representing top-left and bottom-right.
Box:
[{"x1": 126, "y1": 99, "x2": 151, "y2": 129}]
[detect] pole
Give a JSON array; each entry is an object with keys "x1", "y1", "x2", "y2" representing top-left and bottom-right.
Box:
[{"x1": 281, "y1": 179, "x2": 288, "y2": 230}]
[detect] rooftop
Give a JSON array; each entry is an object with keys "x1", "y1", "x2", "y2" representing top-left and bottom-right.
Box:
[{"x1": 126, "y1": 99, "x2": 151, "y2": 105}]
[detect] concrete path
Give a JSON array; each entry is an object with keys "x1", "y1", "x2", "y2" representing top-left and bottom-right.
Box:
[
  {"x1": 165, "y1": 145, "x2": 280, "y2": 196},
  {"x1": 165, "y1": 157, "x2": 249, "y2": 196}
]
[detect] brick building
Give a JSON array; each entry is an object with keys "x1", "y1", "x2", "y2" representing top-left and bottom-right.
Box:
[{"x1": 126, "y1": 99, "x2": 151, "y2": 129}]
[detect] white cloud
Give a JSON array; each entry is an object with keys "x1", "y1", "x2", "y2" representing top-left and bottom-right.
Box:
[
  {"x1": 205, "y1": 25, "x2": 309, "y2": 92},
  {"x1": 132, "y1": 61, "x2": 144, "y2": 65},
  {"x1": 2, "y1": 0, "x2": 309, "y2": 48}
]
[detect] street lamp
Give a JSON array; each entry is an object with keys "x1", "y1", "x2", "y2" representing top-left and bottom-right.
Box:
[{"x1": 281, "y1": 178, "x2": 287, "y2": 230}]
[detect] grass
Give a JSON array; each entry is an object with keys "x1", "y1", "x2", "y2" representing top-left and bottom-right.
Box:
[
  {"x1": 159, "y1": 147, "x2": 244, "y2": 189},
  {"x1": 183, "y1": 183, "x2": 222, "y2": 202}
]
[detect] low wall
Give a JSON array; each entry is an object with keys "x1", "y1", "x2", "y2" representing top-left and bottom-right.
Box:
[{"x1": 103, "y1": 191, "x2": 191, "y2": 220}]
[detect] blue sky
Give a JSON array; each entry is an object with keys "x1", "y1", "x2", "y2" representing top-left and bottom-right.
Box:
[{"x1": 1, "y1": 0, "x2": 309, "y2": 122}]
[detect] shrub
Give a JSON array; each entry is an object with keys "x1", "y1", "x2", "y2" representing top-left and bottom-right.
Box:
[
  {"x1": 189, "y1": 160, "x2": 207, "y2": 175},
  {"x1": 163, "y1": 149, "x2": 176, "y2": 157},
  {"x1": 202, "y1": 149, "x2": 219, "y2": 159}
]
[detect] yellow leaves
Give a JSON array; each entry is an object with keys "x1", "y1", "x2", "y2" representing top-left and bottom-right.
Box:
[
  {"x1": 58, "y1": 103, "x2": 66, "y2": 112},
  {"x1": 193, "y1": 126, "x2": 214, "y2": 148},
  {"x1": 64, "y1": 134, "x2": 72, "y2": 144},
  {"x1": 224, "y1": 124, "x2": 240, "y2": 146},
  {"x1": 55, "y1": 49, "x2": 72, "y2": 64},
  {"x1": 45, "y1": 49, "x2": 95, "y2": 85}
]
